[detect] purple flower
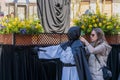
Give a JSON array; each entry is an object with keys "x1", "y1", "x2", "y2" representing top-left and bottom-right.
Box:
[
  {"x1": 20, "y1": 28, "x2": 27, "y2": 34},
  {"x1": 0, "y1": 24, "x2": 2, "y2": 27},
  {"x1": 2, "y1": 26, "x2": 6, "y2": 28},
  {"x1": 6, "y1": 20, "x2": 9, "y2": 23},
  {"x1": 0, "y1": 24, "x2": 6, "y2": 30}
]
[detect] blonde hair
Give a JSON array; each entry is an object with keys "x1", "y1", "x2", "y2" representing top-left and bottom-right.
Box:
[{"x1": 92, "y1": 28, "x2": 107, "y2": 46}]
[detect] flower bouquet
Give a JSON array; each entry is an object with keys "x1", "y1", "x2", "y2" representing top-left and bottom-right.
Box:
[
  {"x1": 0, "y1": 17, "x2": 44, "y2": 34},
  {"x1": 72, "y1": 13, "x2": 120, "y2": 44},
  {"x1": 73, "y1": 13, "x2": 120, "y2": 35},
  {"x1": 0, "y1": 17, "x2": 44, "y2": 45}
]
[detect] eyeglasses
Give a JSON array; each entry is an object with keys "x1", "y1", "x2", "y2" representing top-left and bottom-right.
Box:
[{"x1": 90, "y1": 34, "x2": 95, "y2": 37}]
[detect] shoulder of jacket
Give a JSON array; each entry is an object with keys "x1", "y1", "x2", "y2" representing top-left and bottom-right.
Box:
[{"x1": 71, "y1": 40, "x2": 84, "y2": 48}]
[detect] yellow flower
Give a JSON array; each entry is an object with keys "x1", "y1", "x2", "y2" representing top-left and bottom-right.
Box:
[
  {"x1": 18, "y1": 23, "x2": 22, "y2": 27},
  {"x1": 15, "y1": 17, "x2": 19, "y2": 22},
  {"x1": 89, "y1": 25, "x2": 92, "y2": 28},
  {"x1": 35, "y1": 25, "x2": 39, "y2": 29},
  {"x1": 84, "y1": 19, "x2": 87, "y2": 22},
  {"x1": 72, "y1": 18, "x2": 79, "y2": 23},
  {"x1": 1, "y1": 22, "x2": 5, "y2": 26},
  {"x1": 21, "y1": 21, "x2": 25, "y2": 25},
  {"x1": 107, "y1": 26, "x2": 110, "y2": 29},
  {"x1": 13, "y1": 22, "x2": 17, "y2": 25},
  {"x1": 3, "y1": 16, "x2": 8, "y2": 20},
  {"x1": 107, "y1": 26, "x2": 112, "y2": 29},
  {"x1": 94, "y1": 24, "x2": 97, "y2": 27},
  {"x1": 8, "y1": 24, "x2": 12, "y2": 28},
  {"x1": 111, "y1": 18, "x2": 116, "y2": 21},
  {"x1": 81, "y1": 25, "x2": 85, "y2": 29},
  {"x1": 2, "y1": 22, "x2": 7, "y2": 26},
  {"x1": 107, "y1": 22, "x2": 111, "y2": 25},
  {"x1": 29, "y1": 20, "x2": 33, "y2": 24},
  {"x1": 116, "y1": 26, "x2": 119, "y2": 29},
  {"x1": 92, "y1": 20, "x2": 95, "y2": 23},
  {"x1": 103, "y1": 20, "x2": 106, "y2": 24},
  {"x1": 26, "y1": 24, "x2": 30, "y2": 28},
  {"x1": 96, "y1": 19, "x2": 99, "y2": 22},
  {"x1": 92, "y1": 16, "x2": 96, "y2": 19},
  {"x1": 99, "y1": 23, "x2": 102, "y2": 26}
]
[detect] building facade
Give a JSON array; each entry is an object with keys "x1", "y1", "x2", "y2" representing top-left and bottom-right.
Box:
[{"x1": 0, "y1": 0, "x2": 120, "y2": 19}]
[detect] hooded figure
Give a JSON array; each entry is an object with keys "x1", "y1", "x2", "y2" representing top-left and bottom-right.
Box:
[
  {"x1": 61, "y1": 26, "x2": 92, "y2": 80},
  {"x1": 38, "y1": 26, "x2": 92, "y2": 80}
]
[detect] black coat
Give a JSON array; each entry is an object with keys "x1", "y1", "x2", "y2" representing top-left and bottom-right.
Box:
[{"x1": 60, "y1": 40, "x2": 92, "y2": 80}]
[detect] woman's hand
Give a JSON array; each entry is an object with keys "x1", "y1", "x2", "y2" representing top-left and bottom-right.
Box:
[
  {"x1": 80, "y1": 37, "x2": 86, "y2": 43},
  {"x1": 80, "y1": 37, "x2": 89, "y2": 46}
]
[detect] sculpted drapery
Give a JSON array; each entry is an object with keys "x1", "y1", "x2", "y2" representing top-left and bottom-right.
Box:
[{"x1": 37, "y1": 0, "x2": 70, "y2": 33}]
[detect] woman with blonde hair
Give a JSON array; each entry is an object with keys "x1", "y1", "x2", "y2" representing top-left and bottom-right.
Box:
[{"x1": 80, "y1": 28, "x2": 112, "y2": 80}]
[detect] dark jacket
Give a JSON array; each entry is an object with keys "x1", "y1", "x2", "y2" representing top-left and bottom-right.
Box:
[
  {"x1": 60, "y1": 40, "x2": 92, "y2": 80},
  {"x1": 60, "y1": 26, "x2": 92, "y2": 80}
]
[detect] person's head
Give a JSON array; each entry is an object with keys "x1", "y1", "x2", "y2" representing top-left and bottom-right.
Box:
[
  {"x1": 67, "y1": 26, "x2": 81, "y2": 41},
  {"x1": 90, "y1": 28, "x2": 106, "y2": 44}
]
